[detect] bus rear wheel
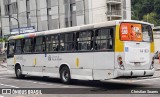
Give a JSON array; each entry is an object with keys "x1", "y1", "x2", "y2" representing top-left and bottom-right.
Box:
[
  {"x1": 15, "y1": 66, "x2": 24, "y2": 79},
  {"x1": 60, "y1": 67, "x2": 71, "y2": 84}
]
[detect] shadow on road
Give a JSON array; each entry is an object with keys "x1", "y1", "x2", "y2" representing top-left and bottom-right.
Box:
[{"x1": 9, "y1": 76, "x2": 149, "y2": 90}]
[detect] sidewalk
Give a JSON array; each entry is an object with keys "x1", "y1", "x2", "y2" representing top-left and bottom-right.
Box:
[{"x1": 0, "y1": 60, "x2": 7, "y2": 72}]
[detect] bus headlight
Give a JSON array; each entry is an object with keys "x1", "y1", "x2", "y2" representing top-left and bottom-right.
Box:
[{"x1": 117, "y1": 56, "x2": 125, "y2": 70}]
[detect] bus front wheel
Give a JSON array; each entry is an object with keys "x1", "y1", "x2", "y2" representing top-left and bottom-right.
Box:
[
  {"x1": 15, "y1": 66, "x2": 24, "y2": 79},
  {"x1": 60, "y1": 66, "x2": 71, "y2": 84}
]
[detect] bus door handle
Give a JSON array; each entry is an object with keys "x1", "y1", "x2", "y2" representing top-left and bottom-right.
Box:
[
  {"x1": 22, "y1": 65, "x2": 24, "y2": 66},
  {"x1": 43, "y1": 66, "x2": 46, "y2": 67}
]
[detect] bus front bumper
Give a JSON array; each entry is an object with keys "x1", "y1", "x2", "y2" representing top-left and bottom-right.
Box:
[{"x1": 114, "y1": 68, "x2": 155, "y2": 77}]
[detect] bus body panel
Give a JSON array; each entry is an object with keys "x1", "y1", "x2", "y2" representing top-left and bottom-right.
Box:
[
  {"x1": 43, "y1": 53, "x2": 59, "y2": 77},
  {"x1": 7, "y1": 58, "x2": 15, "y2": 74},
  {"x1": 58, "y1": 53, "x2": 93, "y2": 80},
  {"x1": 124, "y1": 41, "x2": 151, "y2": 70},
  {"x1": 93, "y1": 52, "x2": 115, "y2": 80},
  {"x1": 21, "y1": 54, "x2": 43, "y2": 76}
]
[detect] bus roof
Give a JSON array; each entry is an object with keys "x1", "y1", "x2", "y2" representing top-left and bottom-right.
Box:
[{"x1": 8, "y1": 20, "x2": 153, "y2": 40}]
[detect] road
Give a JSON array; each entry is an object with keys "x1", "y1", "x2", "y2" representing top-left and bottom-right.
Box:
[{"x1": 0, "y1": 71, "x2": 160, "y2": 97}]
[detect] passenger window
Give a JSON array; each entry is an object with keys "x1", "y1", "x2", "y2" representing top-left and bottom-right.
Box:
[
  {"x1": 95, "y1": 28, "x2": 113, "y2": 50},
  {"x1": 59, "y1": 33, "x2": 75, "y2": 52},
  {"x1": 34, "y1": 37, "x2": 45, "y2": 53},
  {"x1": 23, "y1": 38, "x2": 33, "y2": 53},
  {"x1": 59, "y1": 34, "x2": 65, "y2": 51},
  {"x1": 15, "y1": 40, "x2": 22, "y2": 54},
  {"x1": 76, "y1": 31, "x2": 93, "y2": 51},
  {"x1": 46, "y1": 35, "x2": 59, "y2": 52},
  {"x1": 7, "y1": 40, "x2": 15, "y2": 57}
]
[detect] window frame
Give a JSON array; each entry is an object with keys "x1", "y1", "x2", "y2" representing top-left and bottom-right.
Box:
[
  {"x1": 46, "y1": 34, "x2": 60, "y2": 53},
  {"x1": 7, "y1": 40, "x2": 15, "y2": 58},
  {"x1": 59, "y1": 32, "x2": 75, "y2": 52},
  {"x1": 75, "y1": 30, "x2": 94, "y2": 52},
  {"x1": 15, "y1": 39, "x2": 23, "y2": 54},
  {"x1": 119, "y1": 22, "x2": 153, "y2": 42},
  {"x1": 23, "y1": 38, "x2": 34, "y2": 53},
  {"x1": 34, "y1": 36, "x2": 46, "y2": 53},
  {"x1": 94, "y1": 28, "x2": 114, "y2": 51}
]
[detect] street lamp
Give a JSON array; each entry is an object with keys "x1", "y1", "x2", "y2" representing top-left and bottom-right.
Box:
[{"x1": 1, "y1": 16, "x2": 20, "y2": 35}]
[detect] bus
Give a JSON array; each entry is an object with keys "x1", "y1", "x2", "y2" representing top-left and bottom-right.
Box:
[{"x1": 7, "y1": 20, "x2": 155, "y2": 84}]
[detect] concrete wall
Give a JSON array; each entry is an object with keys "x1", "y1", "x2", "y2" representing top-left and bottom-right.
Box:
[{"x1": 92, "y1": 0, "x2": 107, "y2": 23}]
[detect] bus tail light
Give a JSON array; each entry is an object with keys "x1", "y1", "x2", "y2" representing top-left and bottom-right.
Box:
[{"x1": 117, "y1": 56, "x2": 124, "y2": 70}]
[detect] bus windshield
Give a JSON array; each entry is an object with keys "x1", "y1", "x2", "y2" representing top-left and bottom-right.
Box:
[{"x1": 120, "y1": 23, "x2": 153, "y2": 42}]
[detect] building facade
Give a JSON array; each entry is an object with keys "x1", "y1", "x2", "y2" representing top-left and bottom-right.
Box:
[
  {"x1": 153, "y1": 26, "x2": 160, "y2": 53},
  {"x1": 0, "y1": 0, "x2": 131, "y2": 36}
]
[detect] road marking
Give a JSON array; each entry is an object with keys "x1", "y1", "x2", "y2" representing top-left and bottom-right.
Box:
[{"x1": 0, "y1": 83, "x2": 19, "y2": 88}]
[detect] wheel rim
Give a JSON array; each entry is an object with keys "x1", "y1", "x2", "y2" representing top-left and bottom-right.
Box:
[
  {"x1": 16, "y1": 69, "x2": 21, "y2": 77},
  {"x1": 62, "y1": 70, "x2": 69, "y2": 82}
]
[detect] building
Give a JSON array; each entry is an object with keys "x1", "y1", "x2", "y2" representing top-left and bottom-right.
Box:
[
  {"x1": 153, "y1": 26, "x2": 160, "y2": 53},
  {"x1": 0, "y1": 0, "x2": 131, "y2": 36}
]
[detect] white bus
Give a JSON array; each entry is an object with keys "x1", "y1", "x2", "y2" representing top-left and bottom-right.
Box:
[{"x1": 7, "y1": 20, "x2": 155, "y2": 84}]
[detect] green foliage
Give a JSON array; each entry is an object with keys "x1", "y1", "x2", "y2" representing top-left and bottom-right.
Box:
[
  {"x1": 0, "y1": 38, "x2": 7, "y2": 42},
  {"x1": 154, "y1": 0, "x2": 160, "y2": 14},
  {"x1": 132, "y1": 0, "x2": 160, "y2": 26},
  {"x1": 143, "y1": 12, "x2": 159, "y2": 26}
]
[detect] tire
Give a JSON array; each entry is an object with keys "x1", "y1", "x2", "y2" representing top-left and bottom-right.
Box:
[
  {"x1": 15, "y1": 66, "x2": 24, "y2": 79},
  {"x1": 60, "y1": 66, "x2": 71, "y2": 84}
]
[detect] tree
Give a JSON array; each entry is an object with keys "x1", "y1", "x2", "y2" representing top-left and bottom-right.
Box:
[
  {"x1": 154, "y1": 0, "x2": 160, "y2": 14},
  {"x1": 143, "y1": 12, "x2": 159, "y2": 26},
  {"x1": 131, "y1": 0, "x2": 160, "y2": 26}
]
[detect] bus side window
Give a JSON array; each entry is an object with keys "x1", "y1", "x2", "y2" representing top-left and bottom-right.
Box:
[
  {"x1": 7, "y1": 40, "x2": 15, "y2": 58},
  {"x1": 75, "y1": 32, "x2": 79, "y2": 51},
  {"x1": 34, "y1": 37, "x2": 44, "y2": 53},
  {"x1": 108, "y1": 29, "x2": 113, "y2": 49},
  {"x1": 23, "y1": 38, "x2": 33, "y2": 53},
  {"x1": 95, "y1": 28, "x2": 113, "y2": 50},
  {"x1": 65, "y1": 33, "x2": 75, "y2": 52},
  {"x1": 46, "y1": 35, "x2": 59, "y2": 52},
  {"x1": 15, "y1": 39, "x2": 22, "y2": 54},
  {"x1": 76, "y1": 31, "x2": 93, "y2": 51}
]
